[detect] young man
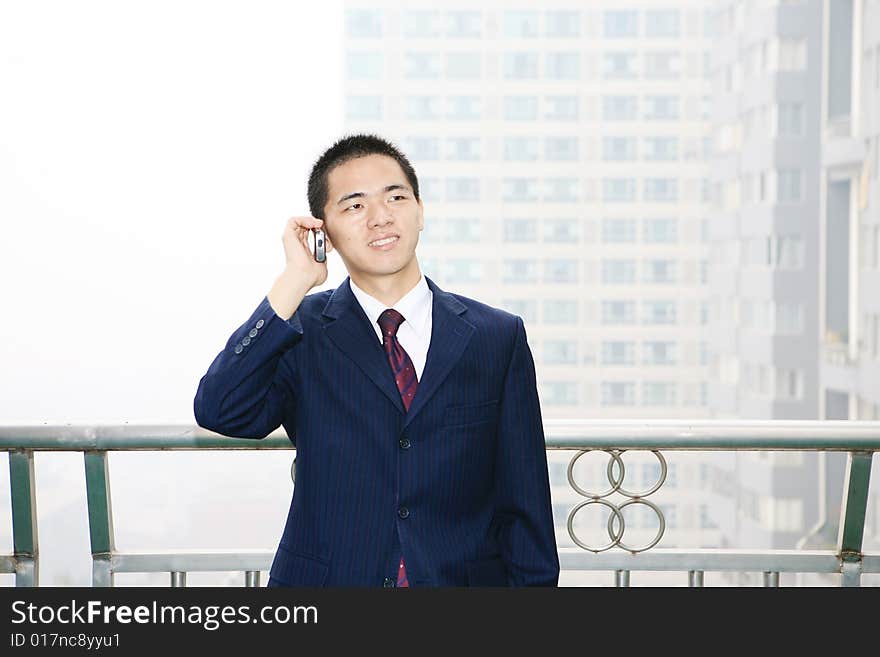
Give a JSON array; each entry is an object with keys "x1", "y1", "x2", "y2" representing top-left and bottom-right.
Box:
[{"x1": 194, "y1": 134, "x2": 559, "y2": 587}]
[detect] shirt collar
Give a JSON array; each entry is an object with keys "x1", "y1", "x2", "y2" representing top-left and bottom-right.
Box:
[{"x1": 349, "y1": 274, "x2": 432, "y2": 338}]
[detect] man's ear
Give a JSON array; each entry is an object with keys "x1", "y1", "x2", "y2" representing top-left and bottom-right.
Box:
[{"x1": 417, "y1": 198, "x2": 424, "y2": 231}]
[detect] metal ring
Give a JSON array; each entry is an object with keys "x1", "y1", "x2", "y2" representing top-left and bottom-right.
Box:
[
  {"x1": 615, "y1": 450, "x2": 667, "y2": 499},
  {"x1": 567, "y1": 498, "x2": 625, "y2": 553},
  {"x1": 290, "y1": 456, "x2": 296, "y2": 485},
  {"x1": 611, "y1": 498, "x2": 666, "y2": 554},
  {"x1": 567, "y1": 449, "x2": 625, "y2": 499}
]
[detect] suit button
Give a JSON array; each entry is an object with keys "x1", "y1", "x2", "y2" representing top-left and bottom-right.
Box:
[
  {"x1": 234, "y1": 344, "x2": 243, "y2": 354},
  {"x1": 399, "y1": 437, "x2": 411, "y2": 449},
  {"x1": 256, "y1": 319, "x2": 265, "y2": 329},
  {"x1": 242, "y1": 336, "x2": 251, "y2": 346},
  {"x1": 383, "y1": 577, "x2": 396, "y2": 588},
  {"x1": 398, "y1": 507, "x2": 410, "y2": 519},
  {"x1": 249, "y1": 328, "x2": 258, "y2": 338}
]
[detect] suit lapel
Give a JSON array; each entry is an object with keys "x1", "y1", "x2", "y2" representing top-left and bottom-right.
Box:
[
  {"x1": 403, "y1": 276, "x2": 474, "y2": 430},
  {"x1": 320, "y1": 275, "x2": 474, "y2": 428},
  {"x1": 322, "y1": 278, "x2": 405, "y2": 414}
]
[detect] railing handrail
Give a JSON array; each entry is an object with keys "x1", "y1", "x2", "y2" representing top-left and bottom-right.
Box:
[
  {"x1": 2, "y1": 421, "x2": 878, "y2": 587},
  {"x1": 2, "y1": 420, "x2": 880, "y2": 451}
]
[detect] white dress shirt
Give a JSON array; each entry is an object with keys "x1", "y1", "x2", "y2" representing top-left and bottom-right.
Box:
[{"x1": 349, "y1": 274, "x2": 433, "y2": 382}]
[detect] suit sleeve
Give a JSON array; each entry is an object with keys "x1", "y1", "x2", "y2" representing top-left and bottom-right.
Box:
[
  {"x1": 193, "y1": 296, "x2": 304, "y2": 440},
  {"x1": 493, "y1": 316, "x2": 560, "y2": 586}
]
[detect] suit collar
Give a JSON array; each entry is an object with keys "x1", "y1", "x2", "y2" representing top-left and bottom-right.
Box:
[{"x1": 321, "y1": 274, "x2": 474, "y2": 429}]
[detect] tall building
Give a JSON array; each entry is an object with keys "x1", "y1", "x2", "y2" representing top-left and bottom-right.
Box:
[
  {"x1": 342, "y1": 2, "x2": 722, "y2": 584},
  {"x1": 816, "y1": 0, "x2": 880, "y2": 554}
]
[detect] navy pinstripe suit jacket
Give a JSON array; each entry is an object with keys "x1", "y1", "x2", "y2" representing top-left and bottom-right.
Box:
[{"x1": 193, "y1": 275, "x2": 559, "y2": 587}]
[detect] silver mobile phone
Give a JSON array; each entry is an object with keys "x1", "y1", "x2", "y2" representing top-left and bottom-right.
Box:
[{"x1": 312, "y1": 228, "x2": 326, "y2": 263}]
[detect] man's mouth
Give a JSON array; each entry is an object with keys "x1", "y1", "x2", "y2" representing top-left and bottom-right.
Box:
[{"x1": 368, "y1": 235, "x2": 399, "y2": 248}]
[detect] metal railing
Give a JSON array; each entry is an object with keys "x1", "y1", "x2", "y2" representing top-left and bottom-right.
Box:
[{"x1": 1, "y1": 420, "x2": 879, "y2": 587}]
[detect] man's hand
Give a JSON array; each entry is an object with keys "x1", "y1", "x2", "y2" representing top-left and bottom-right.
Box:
[{"x1": 267, "y1": 216, "x2": 335, "y2": 320}]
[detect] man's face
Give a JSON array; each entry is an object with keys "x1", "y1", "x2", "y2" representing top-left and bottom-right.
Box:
[{"x1": 322, "y1": 153, "x2": 424, "y2": 283}]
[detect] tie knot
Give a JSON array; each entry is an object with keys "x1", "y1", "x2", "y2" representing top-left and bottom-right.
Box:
[{"x1": 378, "y1": 308, "x2": 406, "y2": 337}]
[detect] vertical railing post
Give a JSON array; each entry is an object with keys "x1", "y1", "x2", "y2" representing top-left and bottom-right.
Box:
[
  {"x1": 9, "y1": 450, "x2": 39, "y2": 587},
  {"x1": 836, "y1": 451, "x2": 873, "y2": 587},
  {"x1": 84, "y1": 451, "x2": 116, "y2": 587}
]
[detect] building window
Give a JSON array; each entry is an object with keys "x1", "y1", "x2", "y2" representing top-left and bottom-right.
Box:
[
  {"x1": 601, "y1": 382, "x2": 636, "y2": 406},
  {"x1": 502, "y1": 178, "x2": 539, "y2": 202},
  {"x1": 502, "y1": 259, "x2": 537, "y2": 283},
  {"x1": 503, "y1": 137, "x2": 539, "y2": 161},
  {"x1": 603, "y1": 52, "x2": 637, "y2": 78},
  {"x1": 601, "y1": 300, "x2": 636, "y2": 325},
  {"x1": 642, "y1": 381, "x2": 676, "y2": 406},
  {"x1": 544, "y1": 95, "x2": 579, "y2": 121},
  {"x1": 345, "y1": 96, "x2": 382, "y2": 120},
  {"x1": 643, "y1": 300, "x2": 676, "y2": 324},
  {"x1": 403, "y1": 10, "x2": 441, "y2": 38},
  {"x1": 446, "y1": 96, "x2": 481, "y2": 120},
  {"x1": 404, "y1": 137, "x2": 439, "y2": 161},
  {"x1": 546, "y1": 10, "x2": 580, "y2": 38},
  {"x1": 544, "y1": 340, "x2": 578, "y2": 365},
  {"x1": 643, "y1": 218, "x2": 677, "y2": 243},
  {"x1": 503, "y1": 218, "x2": 537, "y2": 242},
  {"x1": 445, "y1": 219, "x2": 481, "y2": 243},
  {"x1": 446, "y1": 52, "x2": 481, "y2": 79},
  {"x1": 543, "y1": 300, "x2": 578, "y2": 324},
  {"x1": 345, "y1": 9, "x2": 382, "y2": 38},
  {"x1": 776, "y1": 103, "x2": 804, "y2": 136},
  {"x1": 347, "y1": 52, "x2": 383, "y2": 79},
  {"x1": 446, "y1": 177, "x2": 480, "y2": 202},
  {"x1": 777, "y1": 169, "x2": 802, "y2": 203},
  {"x1": 643, "y1": 95, "x2": 679, "y2": 120},
  {"x1": 445, "y1": 10, "x2": 482, "y2": 38},
  {"x1": 645, "y1": 10, "x2": 679, "y2": 38},
  {"x1": 603, "y1": 95, "x2": 638, "y2": 120},
  {"x1": 644, "y1": 51, "x2": 681, "y2": 79},
  {"x1": 501, "y1": 299, "x2": 537, "y2": 324},
  {"x1": 603, "y1": 137, "x2": 637, "y2": 161},
  {"x1": 503, "y1": 95, "x2": 539, "y2": 120},
  {"x1": 503, "y1": 10, "x2": 539, "y2": 38},
  {"x1": 503, "y1": 52, "x2": 539, "y2": 78},
  {"x1": 602, "y1": 219, "x2": 637, "y2": 243},
  {"x1": 545, "y1": 52, "x2": 580, "y2": 79},
  {"x1": 544, "y1": 219, "x2": 580, "y2": 243},
  {"x1": 446, "y1": 137, "x2": 480, "y2": 161},
  {"x1": 644, "y1": 178, "x2": 678, "y2": 202},
  {"x1": 444, "y1": 260, "x2": 481, "y2": 283},
  {"x1": 544, "y1": 137, "x2": 579, "y2": 161},
  {"x1": 602, "y1": 341, "x2": 635, "y2": 365},
  {"x1": 604, "y1": 10, "x2": 638, "y2": 38},
  {"x1": 643, "y1": 341, "x2": 677, "y2": 365},
  {"x1": 544, "y1": 178, "x2": 579, "y2": 202},
  {"x1": 542, "y1": 381, "x2": 579, "y2": 405},
  {"x1": 405, "y1": 96, "x2": 441, "y2": 120},
  {"x1": 643, "y1": 261, "x2": 676, "y2": 285},
  {"x1": 544, "y1": 260, "x2": 579, "y2": 283},
  {"x1": 643, "y1": 137, "x2": 678, "y2": 161},
  {"x1": 404, "y1": 52, "x2": 441, "y2": 79},
  {"x1": 602, "y1": 260, "x2": 637, "y2": 284}
]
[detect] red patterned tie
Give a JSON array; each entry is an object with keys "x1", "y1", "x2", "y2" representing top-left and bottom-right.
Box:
[{"x1": 378, "y1": 308, "x2": 416, "y2": 587}]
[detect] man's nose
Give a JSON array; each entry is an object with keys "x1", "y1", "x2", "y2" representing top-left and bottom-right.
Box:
[{"x1": 368, "y1": 202, "x2": 393, "y2": 227}]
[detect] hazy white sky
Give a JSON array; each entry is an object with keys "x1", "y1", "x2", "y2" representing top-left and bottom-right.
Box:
[{"x1": 1, "y1": 0, "x2": 347, "y2": 423}]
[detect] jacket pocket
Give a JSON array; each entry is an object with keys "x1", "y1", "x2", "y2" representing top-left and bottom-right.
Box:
[
  {"x1": 465, "y1": 556, "x2": 509, "y2": 587},
  {"x1": 269, "y1": 545, "x2": 329, "y2": 587},
  {"x1": 443, "y1": 400, "x2": 499, "y2": 428}
]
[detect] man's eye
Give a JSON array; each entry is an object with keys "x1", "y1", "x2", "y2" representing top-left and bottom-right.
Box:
[
  {"x1": 346, "y1": 203, "x2": 363, "y2": 212},
  {"x1": 391, "y1": 195, "x2": 406, "y2": 201}
]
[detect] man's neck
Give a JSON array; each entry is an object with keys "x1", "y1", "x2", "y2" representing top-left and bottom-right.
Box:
[{"x1": 350, "y1": 266, "x2": 422, "y2": 307}]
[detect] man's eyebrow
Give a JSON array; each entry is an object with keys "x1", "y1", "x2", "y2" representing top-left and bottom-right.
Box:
[{"x1": 336, "y1": 184, "x2": 411, "y2": 205}]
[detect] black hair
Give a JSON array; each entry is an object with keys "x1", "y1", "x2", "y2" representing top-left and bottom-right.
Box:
[{"x1": 307, "y1": 133, "x2": 421, "y2": 220}]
